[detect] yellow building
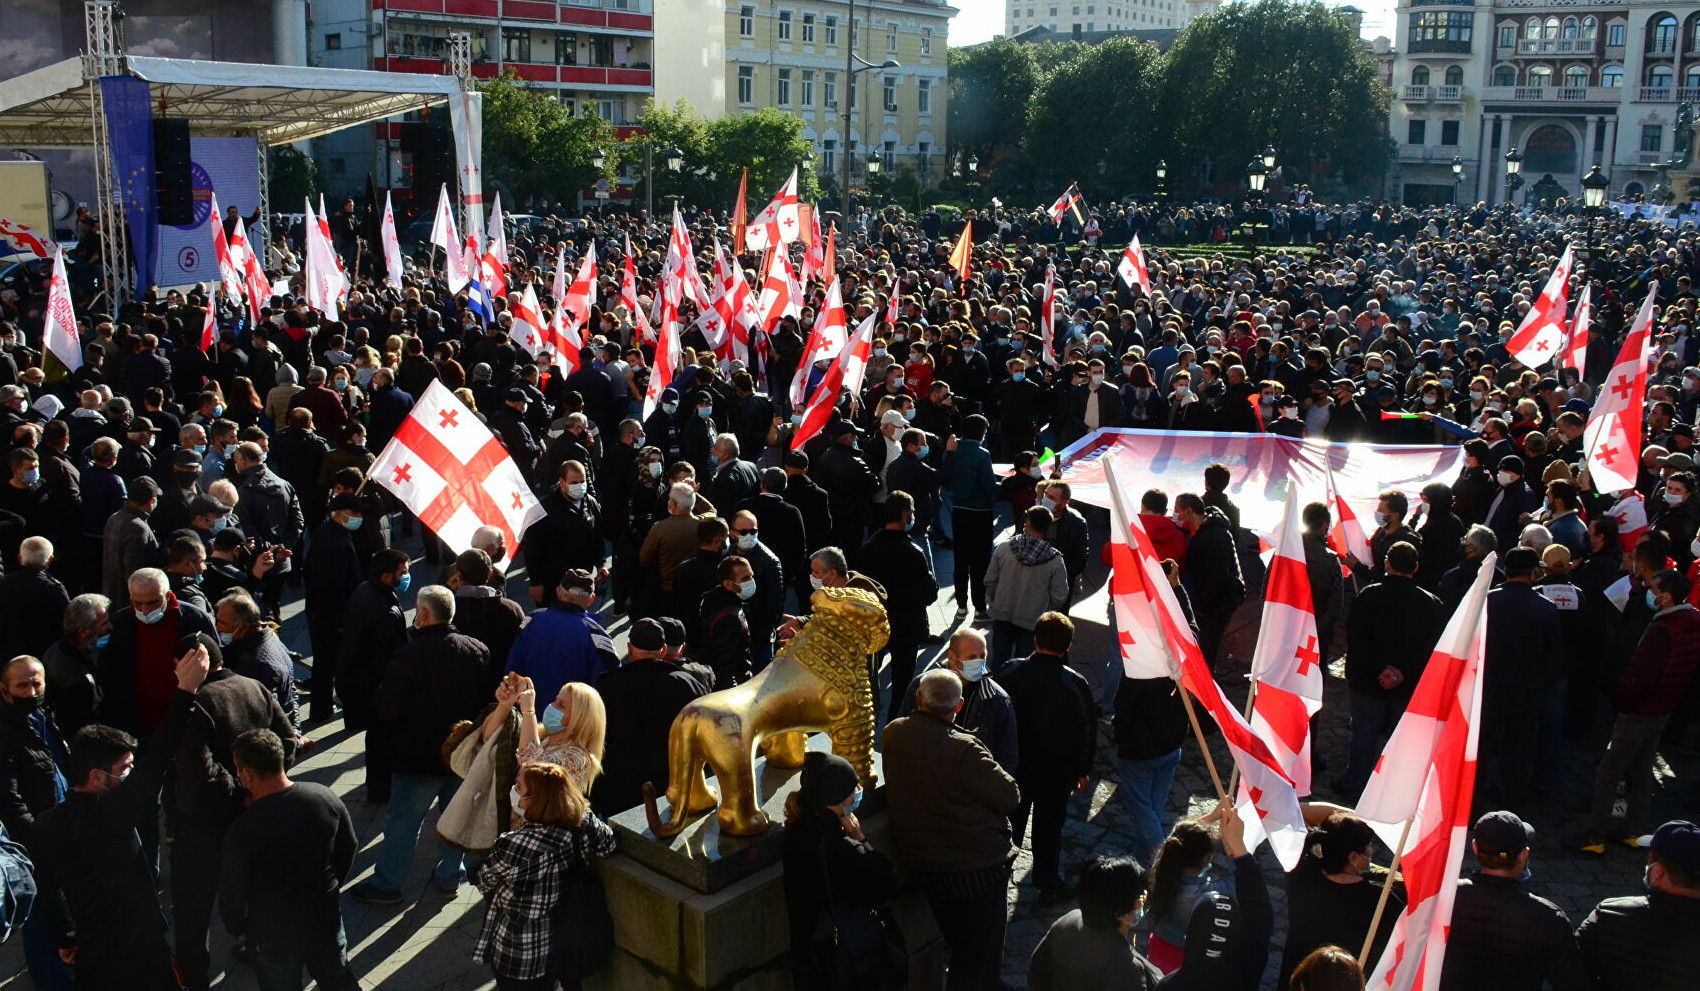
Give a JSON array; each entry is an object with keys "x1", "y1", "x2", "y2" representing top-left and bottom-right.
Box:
[{"x1": 721, "y1": 0, "x2": 953, "y2": 187}]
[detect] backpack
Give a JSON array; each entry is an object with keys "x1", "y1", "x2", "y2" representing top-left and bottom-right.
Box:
[{"x1": 0, "y1": 824, "x2": 36, "y2": 945}]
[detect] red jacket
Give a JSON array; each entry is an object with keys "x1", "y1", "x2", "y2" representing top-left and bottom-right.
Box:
[{"x1": 1617, "y1": 604, "x2": 1700, "y2": 716}]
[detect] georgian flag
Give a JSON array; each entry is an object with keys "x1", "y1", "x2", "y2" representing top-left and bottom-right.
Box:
[
  {"x1": 509, "y1": 283, "x2": 549, "y2": 358},
  {"x1": 208, "y1": 193, "x2": 243, "y2": 300},
  {"x1": 1040, "y1": 263, "x2": 1059, "y2": 367},
  {"x1": 1506, "y1": 244, "x2": 1574, "y2": 368},
  {"x1": 743, "y1": 168, "x2": 801, "y2": 250},
  {"x1": 229, "y1": 218, "x2": 269, "y2": 326},
  {"x1": 303, "y1": 197, "x2": 348, "y2": 316},
  {"x1": 1584, "y1": 287, "x2": 1656, "y2": 494},
  {"x1": 1244, "y1": 491, "x2": 1324, "y2": 802},
  {"x1": 620, "y1": 235, "x2": 653, "y2": 345},
  {"x1": 1356, "y1": 553, "x2": 1496, "y2": 991},
  {"x1": 381, "y1": 191, "x2": 405, "y2": 287},
  {"x1": 1117, "y1": 235, "x2": 1152, "y2": 294},
  {"x1": 429, "y1": 183, "x2": 469, "y2": 293},
  {"x1": 1047, "y1": 182, "x2": 1082, "y2": 224},
  {"x1": 370, "y1": 381, "x2": 546, "y2": 555},
  {"x1": 1563, "y1": 283, "x2": 1591, "y2": 374},
  {"x1": 0, "y1": 218, "x2": 51, "y2": 260}
]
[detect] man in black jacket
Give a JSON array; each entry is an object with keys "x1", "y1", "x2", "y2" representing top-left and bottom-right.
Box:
[
  {"x1": 997, "y1": 611, "x2": 1096, "y2": 897},
  {"x1": 215, "y1": 591, "x2": 299, "y2": 726},
  {"x1": 1482, "y1": 547, "x2": 1567, "y2": 810},
  {"x1": 1175, "y1": 493, "x2": 1245, "y2": 671},
  {"x1": 853, "y1": 494, "x2": 938, "y2": 722},
  {"x1": 1575, "y1": 819, "x2": 1700, "y2": 991},
  {"x1": 303, "y1": 493, "x2": 368, "y2": 725},
  {"x1": 816, "y1": 420, "x2": 881, "y2": 553},
  {"x1": 445, "y1": 550, "x2": 526, "y2": 692},
  {"x1": 337, "y1": 549, "x2": 410, "y2": 801},
  {"x1": 706, "y1": 433, "x2": 761, "y2": 513},
  {"x1": 521, "y1": 460, "x2": 604, "y2": 607},
  {"x1": 595, "y1": 619, "x2": 710, "y2": 815},
  {"x1": 351, "y1": 585, "x2": 487, "y2": 904},
  {"x1": 1439, "y1": 811, "x2": 1582, "y2": 991},
  {"x1": 1416, "y1": 481, "x2": 1466, "y2": 593},
  {"x1": 739, "y1": 467, "x2": 808, "y2": 600},
  {"x1": 885, "y1": 428, "x2": 942, "y2": 543},
  {"x1": 0, "y1": 655, "x2": 69, "y2": 866},
  {"x1": 171, "y1": 632, "x2": 297, "y2": 991},
  {"x1": 0, "y1": 536, "x2": 71, "y2": 661},
  {"x1": 1338, "y1": 542, "x2": 1446, "y2": 799},
  {"x1": 32, "y1": 643, "x2": 209, "y2": 991},
  {"x1": 698, "y1": 556, "x2": 756, "y2": 689}
]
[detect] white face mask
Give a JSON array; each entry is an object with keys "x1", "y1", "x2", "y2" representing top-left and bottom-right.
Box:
[
  {"x1": 566, "y1": 482, "x2": 587, "y2": 499},
  {"x1": 958, "y1": 656, "x2": 988, "y2": 682},
  {"x1": 809, "y1": 575, "x2": 824, "y2": 590},
  {"x1": 1497, "y1": 470, "x2": 1515, "y2": 486},
  {"x1": 647, "y1": 462, "x2": 663, "y2": 479}
]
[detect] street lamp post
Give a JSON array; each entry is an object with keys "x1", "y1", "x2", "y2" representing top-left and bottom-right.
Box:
[
  {"x1": 1451, "y1": 155, "x2": 1464, "y2": 207},
  {"x1": 840, "y1": 0, "x2": 899, "y2": 218},
  {"x1": 1245, "y1": 156, "x2": 1269, "y2": 242},
  {"x1": 643, "y1": 143, "x2": 684, "y2": 217},
  {"x1": 1581, "y1": 163, "x2": 1610, "y2": 274},
  {"x1": 865, "y1": 148, "x2": 883, "y2": 206},
  {"x1": 591, "y1": 147, "x2": 606, "y2": 219},
  {"x1": 1155, "y1": 158, "x2": 1168, "y2": 206},
  {"x1": 1503, "y1": 146, "x2": 1524, "y2": 207}
]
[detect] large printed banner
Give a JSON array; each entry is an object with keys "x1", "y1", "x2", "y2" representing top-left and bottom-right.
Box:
[
  {"x1": 155, "y1": 137, "x2": 261, "y2": 290},
  {"x1": 1055, "y1": 428, "x2": 1468, "y2": 539}
]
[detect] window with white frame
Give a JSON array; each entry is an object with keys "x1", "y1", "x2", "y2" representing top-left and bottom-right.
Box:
[
  {"x1": 779, "y1": 11, "x2": 792, "y2": 41},
  {"x1": 740, "y1": 5, "x2": 754, "y2": 36},
  {"x1": 887, "y1": 22, "x2": 898, "y2": 53},
  {"x1": 826, "y1": 15, "x2": 838, "y2": 44},
  {"x1": 917, "y1": 77, "x2": 931, "y2": 114},
  {"x1": 778, "y1": 67, "x2": 792, "y2": 106},
  {"x1": 803, "y1": 12, "x2": 816, "y2": 42},
  {"x1": 921, "y1": 26, "x2": 933, "y2": 54},
  {"x1": 802, "y1": 69, "x2": 814, "y2": 106},
  {"x1": 824, "y1": 71, "x2": 838, "y2": 107},
  {"x1": 738, "y1": 65, "x2": 755, "y2": 105},
  {"x1": 883, "y1": 74, "x2": 897, "y2": 111}
]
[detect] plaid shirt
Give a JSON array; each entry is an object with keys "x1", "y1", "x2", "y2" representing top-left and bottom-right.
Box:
[{"x1": 472, "y1": 815, "x2": 617, "y2": 979}]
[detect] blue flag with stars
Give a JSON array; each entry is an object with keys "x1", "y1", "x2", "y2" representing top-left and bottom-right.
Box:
[{"x1": 100, "y1": 75, "x2": 157, "y2": 292}]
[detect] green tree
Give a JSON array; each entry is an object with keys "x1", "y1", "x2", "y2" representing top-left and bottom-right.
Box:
[
  {"x1": 478, "y1": 74, "x2": 613, "y2": 204},
  {"x1": 1023, "y1": 38, "x2": 1164, "y2": 195},
  {"x1": 268, "y1": 146, "x2": 320, "y2": 206},
  {"x1": 1160, "y1": 0, "x2": 1390, "y2": 189},
  {"x1": 619, "y1": 101, "x2": 815, "y2": 214},
  {"x1": 948, "y1": 39, "x2": 1040, "y2": 162}
]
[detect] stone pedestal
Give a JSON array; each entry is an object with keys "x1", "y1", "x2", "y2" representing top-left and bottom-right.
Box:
[{"x1": 592, "y1": 734, "x2": 939, "y2": 990}]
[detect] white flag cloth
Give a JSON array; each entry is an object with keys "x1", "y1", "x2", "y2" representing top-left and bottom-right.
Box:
[
  {"x1": 1584, "y1": 287, "x2": 1656, "y2": 493},
  {"x1": 430, "y1": 183, "x2": 469, "y2": 293},
  {"x1": 508, "y1": 282, "x2": 549, "y2": 358},
  {"x1": 368, "y1": 381, "x2": 545, "y2": 555},
  {"x1": 744, "y1": 168, "x2": 801, "y2": 250},
  {"x1": 1506, "y1": 244, "x2": 1573, "y2": 368},
  {"x1": 1356, "y1": 552, "x2": 1496, "y2": 991},
  {"x1": 1116, "y1": 235, "x2": 1152, "y2": 294},
  {"x1": 302, "y1": 197, "x2": 348, "y2": 316},
  {"x1": 42, "y1": 247, "x2": 82, "y2": 372},
  {"x1": 1245, "y1": 490, "x2": 1324, "y2": 799},
  {"x1": 208, "y1": 192, "x2": 243, "y2": 301},
  {"x1": 485, "y1": 191, "x2": 508, "y2": 268},
  {"x1": 381, "y1": 191, "x2": 405, "y2": 287},
  {"x1": 1563, "y1": 283, "x2": 1591, "y2": 373}
]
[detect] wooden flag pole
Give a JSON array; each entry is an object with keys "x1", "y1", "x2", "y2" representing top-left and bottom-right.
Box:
[
  {"x1": 1225, "y1": 677, "x2": 1261, "y2": 799},
  {"x1": 1358, "y1": 817, "x2": 1414, "y2": 970},
  {"x1": 1178, "y1": 683, "x2": 1228, "y2": 803}
]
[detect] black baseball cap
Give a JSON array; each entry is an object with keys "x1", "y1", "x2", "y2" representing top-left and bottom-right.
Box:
[{"x1": 1474, "y1": 810, "x2": 1535, "y2": 856}]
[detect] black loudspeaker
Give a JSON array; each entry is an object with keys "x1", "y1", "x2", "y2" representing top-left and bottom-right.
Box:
[
  {"x1": 153, "y1": 118, "x2": 194, "y2": 226},
  {"x1": 399, "y1": 120, "x2": 453, "y2": 198}
]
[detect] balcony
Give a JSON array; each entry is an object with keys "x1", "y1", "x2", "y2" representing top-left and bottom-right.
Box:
[
  {"x1": 1647, "y1": 39, "x2": 1678, "y2": 55},
  {"x1": 1639, "y1": 86, "x2": 1675, "y2": 102},
  {"x1": 1397, "y1": 146, "x2": 1464, "y2": 164},
  {"x1": 1479, "y1": 85, "x2": 1620, "y2": 104},
  {"x1": 1408, "y1": 39, "x2": 1473, "y2": 55},
  {"x1": 1514, "y1": 37, "x2": 1597, "y2": 57},
  {"x1": 1402, "y1": 84, "x2": 1463, "y2": 102},
  {"x1": 1681, "y1": 87, "x2": 1700, "y2": 101},
  {"x1": 1638, "y1": 151, "x2": 1666, "y2": 165}
]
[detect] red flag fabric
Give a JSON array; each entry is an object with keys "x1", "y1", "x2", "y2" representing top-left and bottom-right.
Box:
[
  {"x1": 731, "y1": 168, "x2": 749, "y2": 253},
  {"x1": 508, "y1": 283, "x2": 549, "y2": 359},
  {"x1": 791, "y1": 277, "x2": 849, "y2": 410},
  {"x1": 1040, "y1": 264, "x2": 1059, "y2": 366},
  {"x1": 1584, "y1": 287, "x2": 1656, "y2": 493},
  {"x1": 1356, "y1": 552, "x2": 1497, "y2": 991},
  {"x1": 620, "y1": 235, "x2": 653, "y2": 345},
  {"x1": 200, "y1": 298, "x2": 218, "y2": 353},
  {"x1": 1506, "y1": 244, "x2": 1574, "y2": 368},
  {"x1": 1105, "y1": 459, "x2": 1307, "y2": 868},
  {"x1": 208, "y1": 193, "x2": 243, "y2": 301},
  {"x1": 792, "y1": 300, "x2": 872, "y2": 451},
  {"x1": 229, "y1": 219, "x2": 269, "y2": 327},
  {"x1": 368, "y1": 380, "x2": 546, "y2": 554},
  {"x1": 1246, "y1": 491, "x2": 1324, "y2": 797},
  {"x1": 1046, "y1": 183, "x2": 1081, "y2": 224},
  {"x1": 1116, "y1": 235, "x2": 1152, "y2": 294},
  {"x1": 744, "y1": 168, "x2": 801, "y2": 250},
  {"x1": 1563, "y1": 283, "x2": 1591, "y2": 373},
  {"x1": 947, "y1": 222, "x2": 973, "y2": 282}
]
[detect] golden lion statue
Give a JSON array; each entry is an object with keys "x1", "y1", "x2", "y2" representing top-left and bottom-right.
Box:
[{"x1": 643, "y1": 586, "x2": 890, "y2": 837}]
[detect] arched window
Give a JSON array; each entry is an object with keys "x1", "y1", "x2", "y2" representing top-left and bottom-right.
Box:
[
  {"x1": 1649, "y1": 63, "x2": 1675, "y2": 87},
  {"x1": 1412, "y1": 65, "x2": 1431, "y2": 86},
  {"x1": 1581, "y1": 16, "x2": 1598, "y2": 39},
  {"x1": 1685, "y1": 65, "x2": 1700, "y2": 87},
  {"x1": 1565, "y1": 65, "x2": 1589, "y2": 87},
  {"x1": 1529, "y1": 65, "x2": 1554, "y2": 87},
  {"x1": 1602, "y1": 64, "x2": 1625, "y2": 87},
  {"x1": 1562, "y1": 17, "x2": 1579, "y2": 39},
  {"x1": 1650, "y1": 14, "x2": 1679, "y2": 52},
  {"x1": 1525, "y1": 17, "x2": 1541, "y2": 40},
  {"x1": 1445, "y1": 65, "x2": 1464, "y2": 86},
  {"x1": 1544, "y1": 17, "x2": 1560, "y2": 40},
  {"x1": 1494, "y1": 64, "x2": 1517, "y2": 87}
]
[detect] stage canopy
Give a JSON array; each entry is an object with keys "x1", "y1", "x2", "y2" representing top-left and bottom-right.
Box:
[{"x1": 0, "y1": 55, "x2": 462, "y2": 148}]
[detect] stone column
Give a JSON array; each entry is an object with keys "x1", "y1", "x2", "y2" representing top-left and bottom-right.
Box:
[
  {"x1": 1584, "y1": 115, "x2": 1601, "y2": 167},
  {"x1": 1478, "y1": 112, "x2": 1499, "y2": 204}
]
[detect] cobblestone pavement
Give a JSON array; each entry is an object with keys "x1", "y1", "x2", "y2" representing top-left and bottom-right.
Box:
[{"x1": 3, "y1": 516, "x2": 1695, "y2": 990}]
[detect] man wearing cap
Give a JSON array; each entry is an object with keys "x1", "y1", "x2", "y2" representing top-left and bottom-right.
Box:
[
  {"x1": 101, "y1": 477, "x2": 161, "y2": 609},
  {"x1": 1576, "y1": 819, "x2": 1700, "y2": 989},
  {"x1": 1577, "y1": 571, "x2": 1700, "y2": 854},
  {"x1": 154, "y1": 447, "x2": 206, "y2": 535},
  {"x1": 1485, "y1": 455, "x2": 1541, "y2": 552},
  {"x1": 303, "y1": 493, "x2": 368, "y2": 721},
  {"x1": 489, "y1": 388, "x2": 541, "y2": 487},
  {"x1": 817, "y1": 419, "x2": 881, "y2": 553},
  {"x1": 114, "y1": 415, "x2": 159, "y2": 485},
  {"x1": 595, "y1": 618, "x2": 710, "y2": 815},
  {"x1": 505, "y1": 568, "x2": 618, "y2": 706},
  {"x1": 1322, "y1": 379, "x2": 1367, "y2": 442}
]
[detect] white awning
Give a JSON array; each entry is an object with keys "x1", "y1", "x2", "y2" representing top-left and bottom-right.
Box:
[{"x1": 0, "y1": 55, "x2": 464, "y2": 147}]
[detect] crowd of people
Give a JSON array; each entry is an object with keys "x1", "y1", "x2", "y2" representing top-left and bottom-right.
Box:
[{"x1": 0, "y1": 190, "x2": 1696, "y2": 991}]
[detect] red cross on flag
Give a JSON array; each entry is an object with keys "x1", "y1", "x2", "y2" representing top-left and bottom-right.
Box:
[
  {"x1": 620, "y1": 235, "x2": 654, "y2": 345},
  {"x1": 1563, "y1": 282, "x2": 1591, "y2": 375},
  {"x1": 1116, "y1": 235, "x2": 1152, "y2": 294},
  {"x1": 1040, "y1": 263, "x2": 1059, "y2": 367},
  {"x1": 757, "y1": 243, "x2": 801, "y2": 338},
  {"x1": 1605, "y1": 490, "x2": 1648, "y2": 553},
  {"x1": 1245, "y1": 491, "x2": 1324, "y2": 798},
  {"x1": 1326, "y1": 463, "x2": 1375, "y2": 570},
  {"x1": 0, "y1": 218, "x2": 51, "y2": 260},
  {"x1": 1506, "y1": 244, "x2": 1574, "y2": 368},
  {"x1": 1355, "y1": 551, "x2": 1495, "y2": 991},
  {"x1": 743, "y1": 167, "x2": 801, "y2": 251},
  {"x1": 1104, "y1": 458, "x2": 1306, "y2": 868},
  {"x1": 42, "y1": 247, "x2": 82, "y2": 373},
  {"x1": 508, "y1": 283, "x2": 549, "y2": 359},
  {"x1": 430, "y1": 183, "x2": 470, "y2": 293},
  {"x1": 664, "y1": 206, "x2": 710, "y2": 314},
  {"x1": 1584, "y1": 286, "x2": 1656, "y2": 494},
  {"x1": 791, "y1": 274, "x2": 849, "y2": 409},
  {"x1": 229, "y1": 218, "x2": 269, "y2": 326},
  {"x1": 303, "y1": 197, "x2": 348, "y2": 316},
  {"x1": 381, "y1": 190, "x2": 405, "y2": 288},
  {"x1": 1046, "y1": 182, "x2": 1082, "y2": 225},
  {"x1": 200, "y1": 297, "x2": 218, "y2": 352},
  {"x1": 369, "y1": 380, "x2": 545, "y2": 555},
  {"x1": 699, "y1": 238, "x2": 756, "y2": 364},
  {"x1": 792, "y1": 293, "x2": 873, "y2": 450},
  {"x1": 208, "y1": 192, "x2": 243, "y2": 301}
]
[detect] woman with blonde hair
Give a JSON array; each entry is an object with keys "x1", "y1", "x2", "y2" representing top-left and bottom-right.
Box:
[
  {"x1": 516, "y1": 679, "x2": 606, "y2": 798},
  {"x1": 474, "y1": 762, "x2": 617, "y2": 990}
]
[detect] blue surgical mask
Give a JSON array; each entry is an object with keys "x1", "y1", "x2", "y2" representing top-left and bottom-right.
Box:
[
  {"x1": 916, "y1": 445, "x2": 930, "y2": 459},
  {"x1": 846, "y1": 789, "x2": 863, "y2": 813},
  {"x1": 541, "y1": 703, "x2": 567, "y2": 735},
  {"x1": 342, "y1": 515, "x2": 364, "y2": 531},
  {"x1": 1011, "y1": 372, "x2": 1025, "y2": 383},
  {"x1": 1366, "y1": 370, "x2": 1381, "y2": 382},
  {"x1": 698, "y1": 406, "x2": 714, "y2": 419},
  {"x1": 210, "y1": 515, "x2": 228, "y2": 534},
  {"x1": 395, "y1": 572, "x2": 412, "y2": 594},
  {"x1": 903, "y1": 408, "x2": 916, "y2": 421},
  {"x1": 138, "y1": 607, "x2": 166, "y2": 626},
  {"x1": 21, "y1": 467, "x2": 38, "y2": 485},
  {"x1": 664, "y1": 402, "x2": 679, "y2": 415},
  {"x1": 1441, "y1": 378, "x2": 1454, "y2": 389},
  {"x1": 93, "y1": 634, "x2": 110, "y2": 650},
  {"x1": 217, "y1": 631, "x2": 234, "y2": 647},
  {"x1": 1646, "y1": 589, "x2": 1660, "y2": 611},
  {"x1": 737, "y1": 578, "x2": 757, "y2": 600},
  {"x1": 959, "y1": 656, "x2": 988, "y2": 682},
  {"x1": 213, "y1": 405, "x2": 225, "y2": 417},
  {"x1": 193, "y1": 444, "x2": 208, "y2": 456}
]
